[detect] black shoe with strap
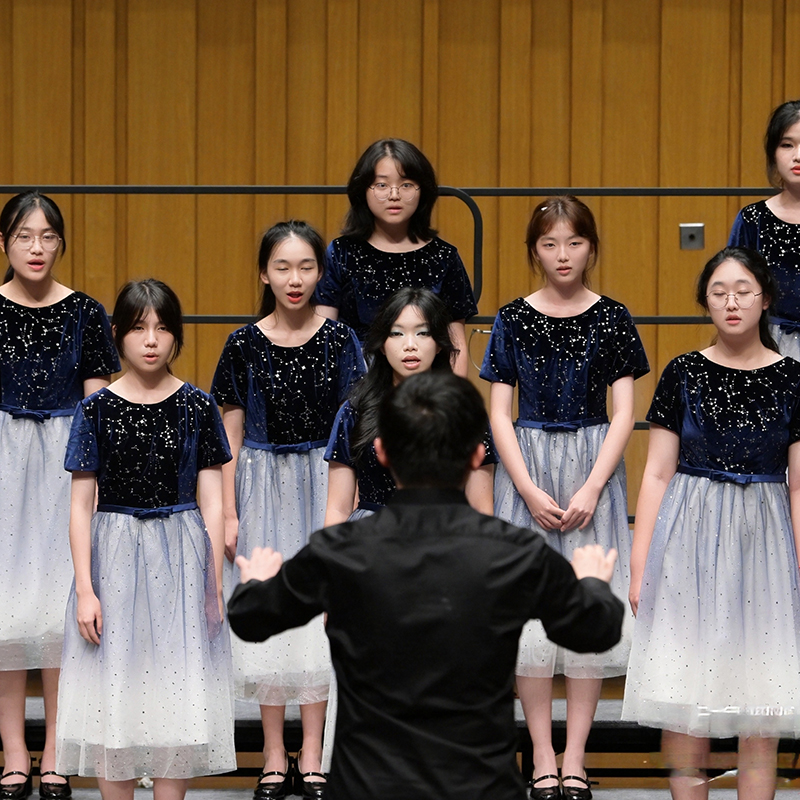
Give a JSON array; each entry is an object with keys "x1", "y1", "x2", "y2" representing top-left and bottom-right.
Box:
[
  {"x1": 38, "y1": 773, "x2": 71, "y2": 800},
  {"x1": 561, "y1": 773, "x2": 593, "y2": 800},
  {"x1": 0, "y1": 770, "x2": 32, "y2": 800},
  {"x1": 253, "y1": 755, "x2": 293, "y2": 800},
  {"x1": 529, "y1": 773, "x2": 561, "y2": 800}
]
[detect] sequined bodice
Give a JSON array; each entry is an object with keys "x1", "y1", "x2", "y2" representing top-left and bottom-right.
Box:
[
  {"x1": 479, "y1": 296, "x2": 649, "y2": 421},
  {"x1": 0, "y1": 292, "x2": 119, "y2": 410},
  {"x1": 211, "y1": 320, "x2": 366, "y2": 445},
  {"x1": 65, "y1": 384, "x2": 231, "y2": 507},
  {"x1": 647, "y1": 352, "x2": 800, "y2": 475},
  {"x1": 315, "y1": 237, "x2": 478, "y2": 340}
]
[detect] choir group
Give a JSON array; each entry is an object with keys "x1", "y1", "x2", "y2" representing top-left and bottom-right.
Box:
[{"x1": 2, "y1": 99, "x2": 800, "y2": 800}]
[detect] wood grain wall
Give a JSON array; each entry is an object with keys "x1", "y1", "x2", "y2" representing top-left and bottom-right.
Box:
[{"x1": 0, "y1": 0, "x2": 797, "y2": 507}]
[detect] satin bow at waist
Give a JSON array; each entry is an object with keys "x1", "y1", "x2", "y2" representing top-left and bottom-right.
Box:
[
  {"x1": 516, "y1": 415, "x2": 608, "y2": 433},
  {"x1": 0, "y1": 403, "x2": 75, "y2": 422},
  {"x1": 243, "y1": 438, "x2": 328, "y2": 454},
  {"x1": 96, "y1": 502, "x2": 199, "y2": 519},
  {"x1": 677, "y1": 465, "x2": 784, "y2": 485},
  {"x1": 770, "y1": 316, "x2": 800, "y2": 334}
]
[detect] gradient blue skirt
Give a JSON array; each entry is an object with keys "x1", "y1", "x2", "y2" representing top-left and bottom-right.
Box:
[
  {"x1": 622, "y1": 474, "x2": 800, "y2": 737},
  {"x1": 772, "y1": 323, "x2": 800, "y2": 362},
  {"x1": 495, "y1": 423, "x2": 633, "y2": 678},
  {"x1": 0, "y1": 414, "x2": 73, "y2": 669},
  {"x1": 226, "y1": 446, "x2": 330, "y2": 705},
  {"x1": 55, "y1": 510, "x2": 236, "y2": 779}
]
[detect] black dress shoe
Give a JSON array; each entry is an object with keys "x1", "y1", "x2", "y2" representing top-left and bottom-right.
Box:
[
  {"x1": 561, "y1": 773, "x2": 592, "y2": 800},
  {"x1": 38, "y1": 773, "x2": 71, "y2": 800},
  {"x1": 529, "y1": 773, "x2": 561, "y2": 800},
  {"x1": 0, "y1": 770, "x2": 33, "y2": 800},
  {"x1": 253, "y1": 756, "x2": 292, "y2": 800},
  {"x1": 294, "y1": 751, "x2": 326, "y2": 799}
]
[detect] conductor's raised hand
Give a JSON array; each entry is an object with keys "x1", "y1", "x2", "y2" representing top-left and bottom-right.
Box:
[
  {"x1": 236, "y1": 547, "x2": 283, "y2": 584},
  {"x1": 571, "y1": 544, "x2": 617, "y2": 583}
]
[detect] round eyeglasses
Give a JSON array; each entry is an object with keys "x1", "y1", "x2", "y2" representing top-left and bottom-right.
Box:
[
  {"x1": 706, "y1": 290, "x2": 763, "y2": 309},
  {"x1": 370, "y1": 182, "x2": 420, "y2": 202},
  {"x1": 11, "y1": 232, "x2": 62, "y2": 252}
]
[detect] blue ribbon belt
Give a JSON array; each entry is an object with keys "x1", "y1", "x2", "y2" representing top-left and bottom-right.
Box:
[
  {"x1": 677, "y1": 465, "x2": 784, "y2": 485},
  {"x1": 243, "y1": 438, "x2": 328, "y2": 454},
  {"x1": 1, "y1": 403, "x2": 74, "y2": 423},
  {"x1": 770, "y1": 316, "x2": 800, "y2": 334},
  {"x1": 517, "y1": 415, "x2": 608, "y2": 433},
  {"x1": 356, "y1": 500, "x2": 384, "y2": 512},
  {"x1": 97, "y1": 502, "x2": 199, "y2": 518}
]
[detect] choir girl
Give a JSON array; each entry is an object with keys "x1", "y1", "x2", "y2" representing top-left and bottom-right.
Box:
[
  {"x1": 729, "y1": 99, "x2": 800, "y2": 359},
  {"x1": 0, "y1": 191, "x2": 119, "y2": 800},
  {"x1": 623, "y1": 247, "x2": 800, "y2": 800},
  {"x1": 324, "y1": 286, "x2": 494, "y2": 526},
  {"x1": 211, "y1": 221, "x2": 365, "y2": 799},
  {"x1": 55, "y1": 280, "x2": 236, "y2": 800},
  {"x1": 314, "y1": 138, "x2": 477, "y2": 376},
  {"x1": 480, "y1": 196, "x2": 649, "y2": 800}
]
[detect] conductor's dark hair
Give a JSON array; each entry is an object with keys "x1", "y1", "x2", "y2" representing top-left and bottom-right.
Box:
[
  {"x1": 765, "y1": 99, "x2": 800, "y2": 188},
  {"x1": 525, "y1": 195, "x2": 599, "y2": 287},
  {"x1": 341, "y1": 138, "x2": 438, "y2": 243},
  {"x1": 378, "y1": 372, "x2": 487, "y2": 488},
  {"x1": 696, "y1": 246, "x2": 778, "y2": 353},
  {"x1": 257, "y1": 220, "x2": 325, "y2": 318},
  {"x1": 349, "y1": 287, "x2": 456, "y2": 464},
  {"x1": 1, "y1": 191, "x2": 66, "y2": 284},
  {"x1": 112, "y1": 279, "x2": 184, "y2": 366}
]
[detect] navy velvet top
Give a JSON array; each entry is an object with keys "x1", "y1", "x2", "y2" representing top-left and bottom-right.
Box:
[
  {"x1": 728, "y1": 201, "x2": 800, "y2": 324},
  {"x1": 210, "y1": 319, "x2": 366, "y2": 447},
  {"x1": 65, "y1": 384, "x2": 231, "y2": 508},
  {"x1": 479, "y1": 296, "x2": 649, "y2": 422},
  {"x1": 315, "y1": 237, "x2": 478, "y2": 341},
  {"x1": 647, "y1": 352, "x2": 800, "y2": 476},
  {"x1": 0, "y1": 292, "x2": 119, "y2": 411}
]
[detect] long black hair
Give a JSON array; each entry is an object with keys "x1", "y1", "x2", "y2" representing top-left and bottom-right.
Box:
[
  {"x1": 341, "y1": 138, "x2": 438, "y2": 243},
  {"x1": 349, "y1": 287, "x2": 456, "y2": 464},
  {"x1": 696, "y1": 246, "x2": 778, "y2": 353},
  {"x1": 112, "y1": 279, "x2": 184, "y2": 367},
  {"x1": 1, "y1": 191, "x2": 66, "y2": 284},
  {"x1": 257, "y1": 220, "x2": 325, "y2": 317}
]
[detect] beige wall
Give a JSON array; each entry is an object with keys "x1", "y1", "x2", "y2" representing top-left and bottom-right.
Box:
[{"x1": 1, "y1": 0, "x2": 798, "y2": 506}]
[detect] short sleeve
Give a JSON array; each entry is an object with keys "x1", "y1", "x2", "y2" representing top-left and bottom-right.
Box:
[
  {"x1": 197, "y1": 391, "x2": 232, "y2": 469},
  {"x1": 437, "y1": 247, "x2": 478, "y2": 320},
  {"x1": 79, "y1": 300, "x2": 121, "y2": 379},
  {"x1": 608, "y1": 305, "x2": 650, "y2": 384},
  {"x1": 64, "y1": 398, "x2": 100, "y2": 472},
  {"x1": 315, "y1": 240, "x2": 345, "y2": 308},
  {"x1": 728, "y1": 208, "x2": 757, "y2": 249},
  {"x1": 645, "y1": 359, "x2": 683, "y2": 434},
  {"x1": 211, "y1": 330, "x2": 249, "y2": 407},
  {"x1": 479, "y1": 310, "x2": 518, "y2": 387},
  {"x1": 336, "y1": 328, "x2": 367, "y2": 403},
  {"x1": 324, "y1": 401, "x2": 356, "y2": 467}
]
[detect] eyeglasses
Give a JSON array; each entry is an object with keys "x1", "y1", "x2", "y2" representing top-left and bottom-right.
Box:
[
  {"x1": 370, "y1": 182, "x2": 420, "y2": 202},
  {"x1": 11, "y1": 232, "x2": 62, "y2": 252},
  {"x1": 706, "y1": 290, "x2": 763, "y2": 309}
]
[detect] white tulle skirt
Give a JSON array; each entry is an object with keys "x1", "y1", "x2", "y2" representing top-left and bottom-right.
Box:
[
  {"x1": 622, "y1": 473, "x2": 800, "y2": 738},
  {"x1": 56, "y1": 509, "x2": 236, "y2": 779},
  {"x1": 226, "y1": 445, "x2": 330, "y2": 705},
  {"x1": 0, "y1": 413, "x2": 73, "y2": 669},
  {"x1": 494, "y1": 423, "x2": 633, "y2": 679}
]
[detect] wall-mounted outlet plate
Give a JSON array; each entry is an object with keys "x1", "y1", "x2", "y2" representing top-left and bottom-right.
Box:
[{"x1": 679, "y1": 223, "x2": 704, "y2": 250}]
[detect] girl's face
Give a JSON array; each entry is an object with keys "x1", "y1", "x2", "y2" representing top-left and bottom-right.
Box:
[
  {"x1": 381, "y1": 304, "x2": 441, "y2": 384},
  {"x1": 260, "y1": 234, "x2": 321, "y2": 312},
  {"x1": 120, "y1": 308, "x2": 175, "y2": 374},
  {"x1": 0, "y1": 207, "x2": 60, "y2": 285},
  {"x1": 774, "y1": 118, "x2": 800, "y2": 188},
  {"x1": 705, "y1": 258, "x2": 768, "y2": 339},
  {"x1": 534, "y1": 219, "x2": 593, "y2": 286},
  {"x1": 366, "y1": 156, "x2": 420, "y2": 229}
]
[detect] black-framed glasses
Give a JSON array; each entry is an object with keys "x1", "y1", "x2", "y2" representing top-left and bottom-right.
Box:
[
  {"x1": 706, "y1": 290, "x2": 763, "y2": 309},
  {"x1": 370, "y1": 182, "x2": 420, "y2": 202},
  {"x1": 11, "y1": 232, "x2": 62, "y2": 252}
]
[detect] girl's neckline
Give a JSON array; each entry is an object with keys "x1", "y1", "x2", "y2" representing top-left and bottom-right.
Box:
[
  {"x1": 521, "y1": 294, "x2": 603, "y2": 319},
  {"x1": 695, "y1": 350, "x2": 785, "y2": 373},
  {"x1": 103, "y1": 382, "x2": 186, "y2": 406},
  {"x1": 254, "y1": 316, "x2": 327, "y2": 348},
  {"x1": 0, "y1": 288, "x2": 75, "y2": 309},
  {"x1": 362, "y1": 237, "x2": 434, "y2": 255},
  {"x1": 763, "y1": 197, "x2": 800, "y2": 226}
]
